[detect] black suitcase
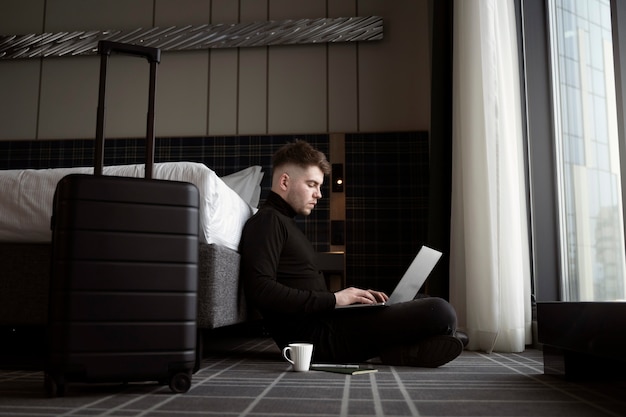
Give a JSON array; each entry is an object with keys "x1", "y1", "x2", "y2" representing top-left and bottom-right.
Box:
[{"x1": 45, "y1": 41, "x2": 200, "y2": 396}]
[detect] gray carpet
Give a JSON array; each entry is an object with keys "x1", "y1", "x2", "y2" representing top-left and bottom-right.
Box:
[{"x1": 1, "y1": 336, "x2": 624, "y2": 417}]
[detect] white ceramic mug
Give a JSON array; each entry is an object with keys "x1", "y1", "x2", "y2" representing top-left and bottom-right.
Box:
[{"x1": 281, "y1": 343, "x2": 314, "y2": 372}]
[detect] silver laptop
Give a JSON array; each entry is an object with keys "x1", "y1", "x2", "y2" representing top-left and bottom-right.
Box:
[{"x1": 336, "y1": 245, "x2": 443, "y2": 309}]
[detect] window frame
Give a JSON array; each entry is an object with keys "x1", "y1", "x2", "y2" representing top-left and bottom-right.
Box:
[{"x1": 520, "y1": 0, "x2": 626, "y2": 301}]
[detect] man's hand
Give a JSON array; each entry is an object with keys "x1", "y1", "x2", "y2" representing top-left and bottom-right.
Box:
[{"x1": 334, "y1": 287, "x2": 389, "y2": 306}]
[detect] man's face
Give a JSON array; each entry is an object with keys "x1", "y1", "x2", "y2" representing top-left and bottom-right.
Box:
[{"x1": 283, "y1": 165, "x2": 324, "y2": 216}]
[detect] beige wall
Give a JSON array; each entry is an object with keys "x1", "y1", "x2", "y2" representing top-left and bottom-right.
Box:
[{"x1": 0, "y1": 0, "x2": 431, "y2": 140}]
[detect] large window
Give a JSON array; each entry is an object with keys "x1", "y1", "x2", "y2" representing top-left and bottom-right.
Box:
[
  {"x1": 524, "y1": 0, "x2": 626, "y2": 302},
  {"x1": 548, "y1": 0, "x2": 626, "y2": 301}
]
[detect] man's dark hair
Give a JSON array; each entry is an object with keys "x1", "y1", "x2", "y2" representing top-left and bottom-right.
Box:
[{"x1": 272, "y1": 139, "x2": 331, "y2": 175}]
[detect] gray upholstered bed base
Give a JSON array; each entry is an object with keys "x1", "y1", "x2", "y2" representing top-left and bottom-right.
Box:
[
  {"x1": 197, "y1": 243, "x2": 255, "y2": 328},
  {"x1": 0, "y1": 242, "x2": 252, "y2": 330}
]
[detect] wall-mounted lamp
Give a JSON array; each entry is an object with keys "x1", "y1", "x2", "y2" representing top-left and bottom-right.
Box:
[{"x1": 332, "y1": 163, "x2": 344, "y2": 193}]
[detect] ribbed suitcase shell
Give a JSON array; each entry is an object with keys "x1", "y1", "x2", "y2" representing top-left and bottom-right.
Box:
[{"x1": 46, "y1": 175, "x2": 199, "y2": 395}]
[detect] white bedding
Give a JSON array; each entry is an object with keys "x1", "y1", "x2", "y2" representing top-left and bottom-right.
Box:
[{"x1": 0, "y1": 162, "x2": 263, "y2": 251}]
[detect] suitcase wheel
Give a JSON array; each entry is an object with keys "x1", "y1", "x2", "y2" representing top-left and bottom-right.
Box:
[{"x1": 169, "y1": 372, "x2": 192, "y2": 393}]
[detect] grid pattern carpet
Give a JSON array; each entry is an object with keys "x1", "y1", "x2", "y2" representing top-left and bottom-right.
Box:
[{"x1": 1, "y1": 336, "x2": 624, "y2": 417}]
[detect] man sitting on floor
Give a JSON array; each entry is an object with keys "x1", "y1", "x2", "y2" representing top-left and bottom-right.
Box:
[{"x1": 239, "y1": 139, "x2": 466, "y2": 367}]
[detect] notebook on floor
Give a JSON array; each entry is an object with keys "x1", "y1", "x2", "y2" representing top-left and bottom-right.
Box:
[{"x1": 336, "y1": 245, "x2": 443, "y2": 309}]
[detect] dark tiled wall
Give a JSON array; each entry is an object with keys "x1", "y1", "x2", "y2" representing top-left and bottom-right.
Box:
[
  {"x1": 0, "y1": 132, "x2": 429, "y2": 291},
  {"x1": 346, "y1": 132, "x2": 430, "y2": 294}
]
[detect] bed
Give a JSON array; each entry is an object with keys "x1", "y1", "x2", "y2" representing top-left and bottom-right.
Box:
[{"x1": 0, "y1": 161, "x2": 264, "y2": 330}]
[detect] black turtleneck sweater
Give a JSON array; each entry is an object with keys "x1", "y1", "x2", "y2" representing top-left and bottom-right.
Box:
[
  {"x1": 240, "y1": 193, "x2": 458, "y2": 361},
  {"x1": 239, "y1": 191, "x2": 336, "y2": 341}
]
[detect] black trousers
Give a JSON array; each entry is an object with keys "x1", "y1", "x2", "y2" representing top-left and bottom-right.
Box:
[{"x1": 267, "y1": 297, "x2": 458, "y2": 363}]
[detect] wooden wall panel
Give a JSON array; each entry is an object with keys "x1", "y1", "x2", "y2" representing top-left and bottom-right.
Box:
[
  {"x1": 0, "y1": 0, "x2": 432, "y2": 140},
  {"x1": 207, "y1": 0, "x2": 239, "y2": 135},
  {"x1": 38, "y1": 57, "x2": 99, "y2": 140},
  {"x1": 358, "y1": 0, "x2": 431, "y2": 131},
  {"x1": 268, "y1": 45, "x2": 327, "y2": 134},
  {"x1": 208, "y1": 49, "x2": 238, "y2": 135},
  {"x1": 0, "y1": 61, "x2": 40, "y2": 140},
  {"x1": 238, "y1": 0, "x2": 269, "y2": 134},
  {"x1": 0, "y1": 0, "x2": 45, "y2": 34},
  {"x1": 155, "y1": 0, "x2": 211, "y2": 137},
  {"x1": 44, "y1": 0, "x2": 153, "y2": 32},
  {"x1": 155, "y1": 0, "x2": 212, "y2": 26},
  {"x1": 239, "y1": 48, "x2": 268, "y2": 135},
  {"x1": 329, "y1": 43, "x2": 358, "y2": 133},
  {"x1": 157, "y1": 52, "x2": 209, "y2": 137}
]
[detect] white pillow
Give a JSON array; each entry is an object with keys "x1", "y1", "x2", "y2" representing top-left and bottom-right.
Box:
[
  {"x1": 0, "y1": 162, "x2": 256, "y2": 252},
  {"x1": 148, "y1": 162, "x2": 256, "y2": 250},
  {"x1": 221, "y1": 166, "x2": 264, "y2": 208}
]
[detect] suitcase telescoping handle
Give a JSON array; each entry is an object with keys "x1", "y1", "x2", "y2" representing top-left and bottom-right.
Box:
[
  {"x1": 98, "y1": 40, "x2": 161, "y2": 63},
  {"x1": 94, "y1": 40, "x2": 161, "y2": 179}
]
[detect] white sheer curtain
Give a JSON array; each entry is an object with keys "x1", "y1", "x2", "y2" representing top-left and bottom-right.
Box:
[{"x1": 449, "y1": 0, "x2": 532, "y2": 353}]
